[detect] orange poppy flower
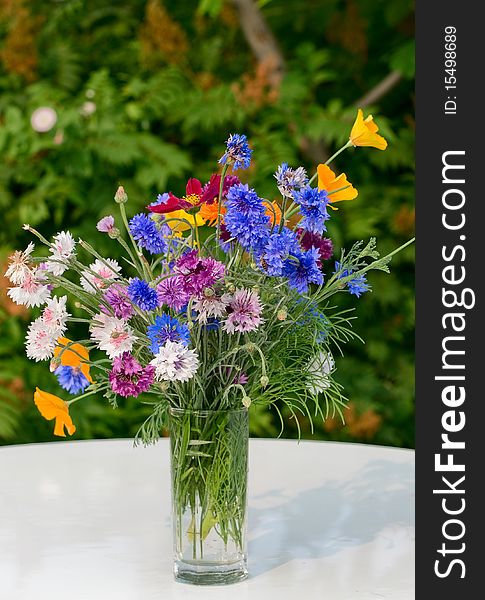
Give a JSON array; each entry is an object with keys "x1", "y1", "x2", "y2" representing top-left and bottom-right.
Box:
[
  {"x1": 350, "y1": 109, "x2": 388, "y2": 150},
  {"x1": 53, "y1": 337, "x2": 93, "y2": 384},
  {"x1": 34, "y1": 387, "x2": 76, "y2": 437},
  {"x1": 317, "y1": 164, "x2": 358, "y2": 209}
]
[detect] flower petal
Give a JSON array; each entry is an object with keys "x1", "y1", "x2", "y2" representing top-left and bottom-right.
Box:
[
  {"x1": 350, "y1": 108, "x2": 388, "y2": 150},
  {"x1": 34, "y1": 387, "x2": 76, "y2": 437}
]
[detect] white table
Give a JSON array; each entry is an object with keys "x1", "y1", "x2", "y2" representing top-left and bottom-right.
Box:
[{"x1": 0, "y1": 439, "x2": 414, "y2": 600}]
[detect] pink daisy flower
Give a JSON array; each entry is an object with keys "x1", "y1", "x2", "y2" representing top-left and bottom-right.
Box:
[{"x1": 223, "y1": 288, "x2": 263, "y2": 334}]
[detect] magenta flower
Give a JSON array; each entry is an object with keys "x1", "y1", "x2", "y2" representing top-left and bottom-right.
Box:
[
  {"x1": 174, "y1": 251, "x2": 225, "y2": 296},
  {"x1": 97, "y1": 216, "x2": 115, "y2": 233},
  {"x1": 298, "y1": 230, "x2": 333, "y2": 264},
  {"x1": 157, "y1": 276, "x2": 189, "y2": 311},
  {"x1": 101, "y1": 284, "x2": 134, "y2": 319},
  {"x1": 109, "y1": 352, "x2": 155, "y2": 398},
  {"x1": 223, "y1": 288, "x2": 263, "y2": 334}
]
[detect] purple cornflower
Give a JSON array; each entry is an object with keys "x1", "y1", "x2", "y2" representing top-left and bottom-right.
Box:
[
  {"x1": 109, "y1": 352, "x2": 155, "y2": 398},
  {"x1": 293, "y1": 186, "x2": 330, "y2": 234},
  {"x1": 219, "y1": 133, "x2": 252, "y2": 170},
  {"x1": 127, "y1": 278, "x2": 159, "y2": 311},
  {"x1": 274, "y1": 163, "x2": 308, "y2": 198},
  {"x1": 102, "y1": 284, "x2": 134, "y2": 319},
  {"x1": 147, "y1": 314, "x2": 190, "y2": 354},
  {"x1": 225, "y1": 183, "x2": 266, "y2": 218},
  {"x1": 298, "y1": 230, "x2": 333, "y2": 264},
  {"x1": 174, "y1": 251, "x2": 225, "y2": 296},
  {"x1": 157, "y1": 276, "x2": 189, "y2": 311},
  {"x1": 97, "y1": 215, "x2": 115, "y2": 233},
  {"x1": 55, "y1": 365, "x2": 90, "y2": 394},
  {"x1": 129, "y1": 213, "x2": 167, "y2": 254},
  {"x1": 283, "y1": 248, "x2": 324, "y2": 293},
  {"x1": 223, "y1": 288, "x2": 263, "y2": 334}
]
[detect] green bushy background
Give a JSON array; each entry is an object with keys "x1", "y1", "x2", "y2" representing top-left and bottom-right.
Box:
[{"x1": 0, "y1": 0, "x2": 415, "y2": 447}]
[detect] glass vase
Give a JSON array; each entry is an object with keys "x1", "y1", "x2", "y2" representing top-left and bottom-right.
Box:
[{"x1": 169, "y1": 407, "x2": 249, "y2": 585}]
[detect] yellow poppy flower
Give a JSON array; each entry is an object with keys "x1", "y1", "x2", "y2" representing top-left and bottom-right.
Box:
[
  {"x1": 34, "y1": 387, "x2": 76, "y2": 437},
  {"x1": 263, "y1": 201, "x2": 282, "y2": 226},
  {"x1": 53, "y1": 337, "x2": 93, "y2": 384},
  {"x1": 199, "y1": 202, "x2": 225, "y2": 227},
  {"x1": 317, "y1": 164, "x2": 358, "y2": 209},
  {"x1": 165, "y1": 210, "x2": 206, "y2": 232},
  {"x1": 350, "y1": 108, "x2": 388, "y2": 150}
]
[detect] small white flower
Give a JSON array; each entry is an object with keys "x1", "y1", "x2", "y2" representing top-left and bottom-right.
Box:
[
  {"x1": 150, "y1": 341, "x2": 199, "y2": 382},
  {"x1": 193, "y1": 293, "x2": 231, "y2": 324},
  {"x1": 5, "y1": 242, "x2": 35, "y2": 284},
  {"x1": 41, "y1": 296, "x2": 70, "y2": 334},
  {"x1": 25, "y1": 318, "x2": 57, "y2": 361},
  {"x1": 80, "y1": 258, "x2": 121, "y2": 293},
  {"x1": 306, "y1": 351, "x2": 335, "y2": 394},
  {"x1": 45, "y1": 231, "x2": 76, "y2": 276},
  {"x1": 31, "y1": 107, "x2": 57, "y2": 133},
  {"x1": 7, "y1": 270, "x2": 51, "y2": 308},
  {"x1": 90, "y1": 313, "x2": 135, "y2": 358}
]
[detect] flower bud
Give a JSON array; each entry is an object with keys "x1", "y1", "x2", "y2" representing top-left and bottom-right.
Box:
[
  {"x1": 277, "y1": 309, "x2": 287, "y2": 321},
  {"x1": 108, "y1": 227, "x2": 121, "y2": 239},
  {"x1": 260, "y1": 375, "x2": 269, "y2": 388},
  {"x1": 114, "y1": 186, "x2": 128, "y2": 204},
  {"x1": 242, "y1": 395, "x2": 252, "y2": 408}
]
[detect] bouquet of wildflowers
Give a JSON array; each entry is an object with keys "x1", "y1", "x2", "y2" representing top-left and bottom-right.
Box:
[{"x1": 4, "y1": 109, "x2": 412, "y2": 440}]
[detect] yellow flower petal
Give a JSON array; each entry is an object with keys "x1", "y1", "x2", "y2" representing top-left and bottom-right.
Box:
[
  {"x1": 53, "y1": 337, "x2": 93, "y2": 384},
  {"x1": 34, "y1": 387, "x2": 76, "y2": 437},
  {"x1": 317, "y1": 164, "x2": 358, "y2": 204},
  {"x1": 165, "y1": 210, "x2": 206, "y2": 232},
  {"x1": 350, "y1": 108, "x2": 388, "y2": 150}
]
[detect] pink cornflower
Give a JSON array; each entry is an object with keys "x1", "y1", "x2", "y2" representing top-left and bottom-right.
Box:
[
  {"x1": 102, "y1": 284, "x2": 134, "y2": 319},
  {"x1": 223, "y1": 288, "x2": 264, "y2": 334},
  {"x1": 97, "y1": 216, "x2": 115, "y2": 233},
  {"x1": 174, "y1": 250, "x2": 225, "y2": 296},
  {"x1": 157, "y1": 276, "x2": 189, "y2": 311},
  {"x1": 109, "y1": 352, "x2": 155, "y2": 398}
]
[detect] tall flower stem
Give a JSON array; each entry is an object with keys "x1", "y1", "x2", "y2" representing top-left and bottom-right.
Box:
[
  {"x1": 308, "y1": 140, "x2": 353, "y2": 185},
  {"x1": 216, "y1": 164, "x2": 229, "y2": 244}
]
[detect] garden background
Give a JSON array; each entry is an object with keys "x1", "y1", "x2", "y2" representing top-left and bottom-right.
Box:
[{"x1": 0, "y1": 0, "x2": 415, "y2": 447}]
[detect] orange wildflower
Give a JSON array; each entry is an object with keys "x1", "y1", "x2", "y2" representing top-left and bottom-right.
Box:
[
  {"x1": 317, "y1": 164, "x2": 358, "y2": 209},
  {"x1": 263, "y1": 201, "x2": 282, "y2": 226},
  {"x1": 199, "y1": 202, "x2": 225, "y2": 226},
  {"x1": 53, "y1": 337, "x2": 93, "y2": 384},
  {"x1": 349, "y1": 108, "x2": 388, "y2": 150},
  {"x1": 34, "y1": 388, "x2": 76, "y2": 437},
  {"x1": 164, "y1": 209, "x2": 206, "y2": 232}
]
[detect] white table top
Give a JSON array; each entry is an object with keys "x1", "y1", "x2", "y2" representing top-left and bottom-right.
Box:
[{"x1": 0, "y1": 439, "x2": 414, "y2": 600}]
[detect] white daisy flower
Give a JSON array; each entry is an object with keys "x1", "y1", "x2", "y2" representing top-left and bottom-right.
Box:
[
  {"x1": 193, "y1": 293, "x2": 231, "y2": 324},
  {"x1": 80, "y1": 258, "x2": 121, "y2": 293},
  {"x1": 150, "y1": 341, "x2": 199, "y2": 382},
  {"x1": 90, "y1": 313, "x2": 135, "y2": 358},
  {"x1": 41, "y1": 295, "x2": 70, "y2": 334},
  {"x1": 25, "y1": 318, "x2": 57, "y2": 361},
  {"x1": 45, "y1": 231, "x2": 76, "y2": 276},
  {"x1": 5, "y1": 242, "x2": 35, "y2": 284},
  {"x1": 306, "y1": 351, "x2": 335, "y2": 394},
  {"x1": 7, "y1": 270, "x2": 51, "y2": 308}
]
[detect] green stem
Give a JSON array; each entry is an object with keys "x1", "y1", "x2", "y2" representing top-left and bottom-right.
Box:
[{"x1": 216, "y1": 164, "x2": 229, "y2": 244}]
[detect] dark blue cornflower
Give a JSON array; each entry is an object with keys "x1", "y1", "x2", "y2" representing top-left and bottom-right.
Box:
[
  {"x1": 203, "y1": 318, "x2": 220, "y2": 332},
  {"x1": 219, "y1": 134, "x2": 252, "y2": 170},
  {"x1": 129, "y1": 213, "x2": 167, "y2": 254},
  {"x1": 274, "y1": 163, "x2": 308, "y2": 198},
  {"x1": 147, "y1": 313, "x2": 190, "y2": 354},
  {"x1": 334, "y1": 262, "x2": 371, "y2": 298},
  {"x1": 283, "y1": 248, "x2": 324, "y2": 293},
  {"x1": 55, "y1": 365, "x2": 90, "y2": 395},
  {"x1": 127, "y1": 278, "x2": 159, "y2": 311},
  {"x1": 225, "y1": 184, "x2": 266, "y2": 218},
  {"x1": 260, "y1": 228, "x2": 300, "y2": 276},
  {"x1": 293, "y1": 186, "x2": 330, "y2": 234}
]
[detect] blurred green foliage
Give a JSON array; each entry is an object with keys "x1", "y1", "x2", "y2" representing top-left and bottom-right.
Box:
[{"x1": 0, "y1": 0, "x2": 414, "y2": 447}]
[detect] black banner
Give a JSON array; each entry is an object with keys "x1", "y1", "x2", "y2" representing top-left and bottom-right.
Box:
[{"x1": 416, "y1": 0, "x2": 484, "y2": 596}]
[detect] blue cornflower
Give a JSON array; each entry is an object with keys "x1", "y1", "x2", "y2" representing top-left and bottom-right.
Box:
[
  {"x1": 283, "y1": 248, "x2": 324, "y2": 293},
  {"x1": 127, "y1": 278, "x2": 159, "y2": 311},
  {"x1": 260, "y1": 228, "x2": 300, "y2": 276},
  {"x1": 149, "y1": 192, "x2": 170, "y2": 207},
  {"x1": 293, "y1": 186, "x2": 330, "y2": 234},
  {"x1": 225, "y1": 184, "x2": 266, "y2": 218},
  {"x1": 55, "y1": 365, "x2": 90, "y2": 395},
  {"x1": 224, "y1": 210, "x2": 270, "y2": 254},
  {"x1": 147, "y1": 314, "x2": 190, "y2": 354},
  {"x1": 274, "y1": 163, "x2": 308, "y2": 198},
  {"x1": 292, "y1": 298, "x2": 330, "y2": 343},
  {"x1": 219, "y1": 133, "x2": 252, "y2": 170},
  {"x1": 334, "y1": 262, "x2": 371, "y2": 298},
  {"x1": 129, "y1": 213, "x2": 167, "y2": 254}
]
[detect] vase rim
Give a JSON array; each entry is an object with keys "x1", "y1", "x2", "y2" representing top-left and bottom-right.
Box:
[{"x1": 168, "y1": 407, "x2": 248, "y2": 416}]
